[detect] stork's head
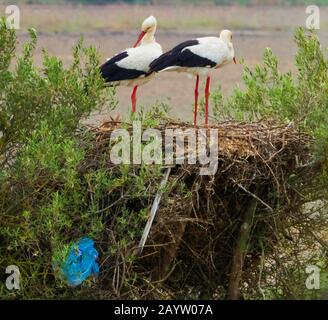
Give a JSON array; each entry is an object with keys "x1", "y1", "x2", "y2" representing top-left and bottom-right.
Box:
[
  {"x1": 220, "y1": 29, "x2": 236, "y2": 64},
  {"x1": 133, "y1": 16, "x2": 157, "y2": 47},
  {"x1": 142, "y1": 16, "x2": 157, "y2": 33}
]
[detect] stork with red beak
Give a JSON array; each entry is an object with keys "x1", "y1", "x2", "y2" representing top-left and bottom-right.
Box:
[
  {"x1": 100, "y1": 16, "x2": 162, "y2": 113},
  {"x1": 149, "y1": 30, "x2": 236, "y2": 126}
]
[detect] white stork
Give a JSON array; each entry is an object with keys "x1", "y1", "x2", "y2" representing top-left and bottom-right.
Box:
[
  {"x1": 100, "y1": 16, "x2": 162, "y2": 113},
  {"x1": 149, "y1": 30, "x2": 236, "y2": 126}
]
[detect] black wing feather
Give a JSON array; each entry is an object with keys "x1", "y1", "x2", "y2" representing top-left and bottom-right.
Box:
[
  {"x1": 149, "y1": 39, "x2": 216, "y2": 72},
  {"x1": 100, "y1": 51, "x2": 146, "y2": 83}
]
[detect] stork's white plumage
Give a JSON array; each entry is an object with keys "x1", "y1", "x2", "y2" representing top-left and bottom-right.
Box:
[
  {"x1": 149, "y1": 30, "x2": 236, "y2": 126},
  {"x1": 100, "y1": 16, "x2": 162, "y2": 113}
]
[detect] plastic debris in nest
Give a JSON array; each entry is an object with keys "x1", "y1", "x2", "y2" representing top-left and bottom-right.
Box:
[{"x1": 61, "y1": 237, "x2": 99, "y2": 287}]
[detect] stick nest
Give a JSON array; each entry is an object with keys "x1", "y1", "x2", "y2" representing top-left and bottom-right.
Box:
[{"x1": 80, "y1": 119, "x2": 316, "y2": 299}]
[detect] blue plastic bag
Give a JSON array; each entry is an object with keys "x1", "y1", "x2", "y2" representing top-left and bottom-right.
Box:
[{"x1": 61, "y1": 237, "x2": 99, "y2": 287}]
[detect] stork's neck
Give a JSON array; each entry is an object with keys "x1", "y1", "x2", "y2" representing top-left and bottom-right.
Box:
[
  {"x1": 141, "y1": 28, "x2": 156, "y2": 45},
  {"x1": 229, "y1": 43, "x2": 235, "y2": 58}
]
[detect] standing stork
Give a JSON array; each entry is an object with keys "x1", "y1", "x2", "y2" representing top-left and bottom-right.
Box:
[
  {"x1": 100, "y1": 16, "x2": 162, "y2": 113},
  {"x1": 149, "y1": 30, "x2": 236, "y2": 126}
]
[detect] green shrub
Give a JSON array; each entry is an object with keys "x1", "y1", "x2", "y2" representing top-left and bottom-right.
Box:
[
  {"x1": 0, "y1": 18, "x2": 118, "y2": 298},
  {"x1": 0, "y1": 19, "x2": 111, "y2": 165}
]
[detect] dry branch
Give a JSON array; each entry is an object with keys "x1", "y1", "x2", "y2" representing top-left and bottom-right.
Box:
[{"x1": 228, "y1": 196, "x2": 258, "y2": 300}]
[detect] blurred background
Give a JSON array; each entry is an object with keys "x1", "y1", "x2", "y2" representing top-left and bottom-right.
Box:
[{"x1": 0, "y1": 0, "x2": 327, "y2": 122}]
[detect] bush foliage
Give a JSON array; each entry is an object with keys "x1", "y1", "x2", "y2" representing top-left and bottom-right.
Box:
[{"x1": 0, "y1": 19, "x2": 117, "y2": 298}]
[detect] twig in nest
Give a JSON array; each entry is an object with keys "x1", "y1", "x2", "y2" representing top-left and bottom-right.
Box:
[
  {"x1": 235, "y1": 181, "x2": 273, "y2": 212},
  {"x1": 137, "y1": 167, "x2": 172, "y2": 256},
  {"x1": 228, "y1": 197, "x2": 258, "y2": 300}
]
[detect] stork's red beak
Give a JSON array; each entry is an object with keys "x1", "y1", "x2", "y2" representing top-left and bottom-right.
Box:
[
  {"x1": 133, "y1": 31, "x2": 146, "y2": 48},
  {"x1": 233, "y1": 57, "x2": 237, "y2": 64}
]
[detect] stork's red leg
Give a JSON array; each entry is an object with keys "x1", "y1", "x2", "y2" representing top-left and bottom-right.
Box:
[
  {"x1": 193, "y1": 75, "x2": 200, "y2": 127},
  {"x1": 131, "y1": 85, "x2": 138, "y2": 113},
  {"x1": 205, "y1": 76, "x2": 211, "y2": 127}
]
